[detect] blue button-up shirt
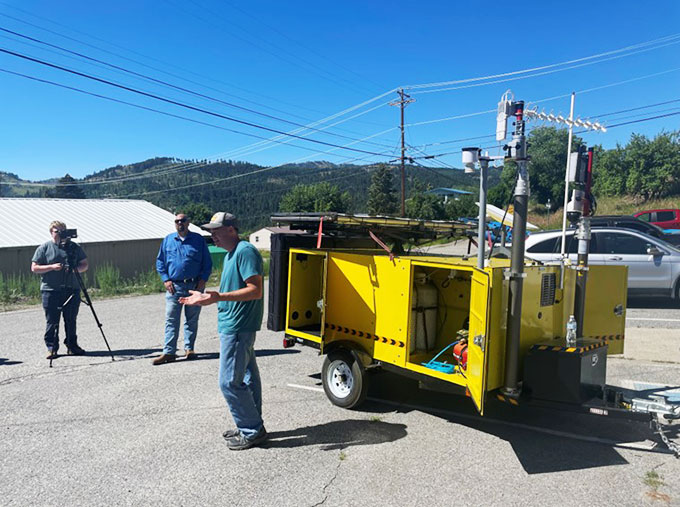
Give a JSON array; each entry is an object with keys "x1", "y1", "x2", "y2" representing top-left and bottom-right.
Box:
[{"x1": 156, "y1": 231, "x2": 212, "y2": 283}]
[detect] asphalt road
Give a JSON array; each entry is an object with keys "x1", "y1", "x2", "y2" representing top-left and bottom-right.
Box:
[{"x1": 1, "y1": 290, "x2": 679, "y2": 506}]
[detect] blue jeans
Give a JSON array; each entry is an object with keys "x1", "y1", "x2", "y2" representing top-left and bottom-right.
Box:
[
  {"x1": 42, "y1": 289, "x2": 80, "y2": 352},
  {"x1": 163, "y1": 281, "x2": 202, "y2": 354},
  {"x1": 218, "y1": 332, "x2": 263, "y2": 439}
]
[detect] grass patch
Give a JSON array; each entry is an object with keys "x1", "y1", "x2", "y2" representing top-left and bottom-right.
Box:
[
  {"x1": 528, "y1": 195, "x2": 680, "y2": 231},
  {"x1": 339, "y1": 451, "x2": 347, "y2": 461},
  {"x1": 643, "y1": 470, "x2": 665, "y2": 490},
  {"x1": 0, "y1": 271, "x2": 41, "y2": 306},
  {"x1": 643, "y1": 469, "x2": 670, "y2": 503},
  {"x1": 369, "y1": 415, "x2": 383, "y2": 422}
]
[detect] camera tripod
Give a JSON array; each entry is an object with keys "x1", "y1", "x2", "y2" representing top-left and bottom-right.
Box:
[{"x1": 51, "y1": 242, "x2": 115, "y2": 367}]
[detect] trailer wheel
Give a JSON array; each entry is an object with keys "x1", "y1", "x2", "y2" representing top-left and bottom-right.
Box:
[{"x1": 322, "y1": 349, "x2": 368, "y2": 409}]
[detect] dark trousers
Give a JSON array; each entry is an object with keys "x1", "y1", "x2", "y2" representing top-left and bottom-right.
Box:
[{"x1": 42, "y1": 290, "x2": 81, "y2": 352}]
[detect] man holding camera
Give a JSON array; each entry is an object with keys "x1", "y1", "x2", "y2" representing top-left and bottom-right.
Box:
[
  {"x1": 154, "y1": 212, "x2": 212, "y2": 365},
  {"x1": 180, "y1": 212, "x2": 266, "y2": 451},
  {"x1": 31, "y1": 221, "x2": 89, "y2": 358}
]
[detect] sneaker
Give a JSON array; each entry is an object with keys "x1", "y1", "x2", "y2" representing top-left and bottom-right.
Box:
[
  {"x1": 227, "y1": 427, "x2": 267, "y2": 451},
  {"x1": 152, "y1": 354, "x2": 176, "y2": 365},
  {"x1": 67, "y1": 346, "x2": 86, "y2": 356},
  {"x1": 184, "y1": 349, "x2": 197, "y2": 360},
  {"x1": 222, "y1": 428, "x2": 240, "y2": 440},
  {"x1": 46, "y1": 349, "x2": 58, "y2": 359}
]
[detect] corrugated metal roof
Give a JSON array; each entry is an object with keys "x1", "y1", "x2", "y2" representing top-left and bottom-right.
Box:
[{"x1": 1, "y1": 198, "x2": 208, "y2": 248}]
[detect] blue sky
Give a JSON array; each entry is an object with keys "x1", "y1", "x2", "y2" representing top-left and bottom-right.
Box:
[{"x1": 0, "y1": 0, "x2": 679, "y2": 183}]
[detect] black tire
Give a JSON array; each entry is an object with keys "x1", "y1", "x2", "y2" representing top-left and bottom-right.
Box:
[{"x1": 321, "y1": 349, "x2": 368, "y2": 409}]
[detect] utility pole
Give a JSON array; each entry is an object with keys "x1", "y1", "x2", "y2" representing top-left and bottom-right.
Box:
[{"x1": 390, "y1": 89, "x2": 414, "y2": 217}]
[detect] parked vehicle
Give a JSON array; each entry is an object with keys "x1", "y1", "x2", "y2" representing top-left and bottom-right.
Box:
[
  {"x1": 634, "y1": 208, "x2": 680, "y2": 229},
  {"x1": 525, "y1": 227, "x2": 680, "y2": 300},
  {"x1": 584, "y1": 214, "x2": 680, "y2": 246}
]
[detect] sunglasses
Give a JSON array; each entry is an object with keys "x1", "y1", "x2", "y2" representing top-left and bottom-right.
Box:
[{"x1": 175, "y1": 218, "x2": 188, "y2": 224}]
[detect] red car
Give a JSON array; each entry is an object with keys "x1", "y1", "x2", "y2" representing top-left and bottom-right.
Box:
[{"x1": 634, "y1": 208, "x2": 680, "y2": 229}]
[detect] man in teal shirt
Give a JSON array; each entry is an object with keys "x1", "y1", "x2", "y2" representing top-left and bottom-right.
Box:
[{"x1": 181, "y1": 212, "x2": 266, "y2": 450}]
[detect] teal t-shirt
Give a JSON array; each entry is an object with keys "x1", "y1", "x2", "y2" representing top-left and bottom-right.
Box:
[{"x1": 217, "y1": 240, "x2": 264, "y2": 334}]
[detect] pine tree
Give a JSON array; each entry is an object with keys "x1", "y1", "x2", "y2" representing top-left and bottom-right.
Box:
[
  {"x1": 49, "y1": 173, "x2": 86, "y2": 199},
  {"x1": 366, "y1": 165, "x2": 397, "y2": 216}
]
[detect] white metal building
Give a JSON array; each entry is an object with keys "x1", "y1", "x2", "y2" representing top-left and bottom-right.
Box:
[
  {"x1": 1, "y1": 198, "x2": 207, "y2": 280},
  {"x1": 249, "y1": 226, "x2": 300, "y2": 250}
]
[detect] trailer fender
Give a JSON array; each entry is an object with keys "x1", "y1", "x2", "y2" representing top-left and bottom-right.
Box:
[{"x1": 323, "y1": 341, "x2": 373, "y2": 368}]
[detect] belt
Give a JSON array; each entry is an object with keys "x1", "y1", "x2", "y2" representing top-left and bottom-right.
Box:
[{"x1": 171, "y1": 277, "x2": 198, "y2": 284}]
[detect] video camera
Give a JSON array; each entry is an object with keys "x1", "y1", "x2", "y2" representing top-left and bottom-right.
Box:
[{"x1": 60, "y1": 229, "x2": 78, "y2": 240}]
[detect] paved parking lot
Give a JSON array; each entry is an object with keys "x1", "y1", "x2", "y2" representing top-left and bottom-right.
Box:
[{"x1": 1, "y1": 291, "x2": 679, "y2": 506}]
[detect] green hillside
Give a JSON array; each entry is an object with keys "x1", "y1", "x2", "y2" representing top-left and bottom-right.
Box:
[{"x1": 0, "y1": 159, "x2": 497, "y2": 232}]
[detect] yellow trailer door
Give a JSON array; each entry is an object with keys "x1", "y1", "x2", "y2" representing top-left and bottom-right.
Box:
[{"x1": 466, "y1": 268, "x2": 491, "y2": 415}]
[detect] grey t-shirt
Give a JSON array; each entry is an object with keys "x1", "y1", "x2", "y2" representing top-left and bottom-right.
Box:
[{"x1": 31, "y1": 240, "x2": 87, "y2": 291}]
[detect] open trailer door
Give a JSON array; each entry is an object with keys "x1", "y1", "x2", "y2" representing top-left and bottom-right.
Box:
[{"x1": 466, "y1": 268, "x2": 491, "y2": 415}]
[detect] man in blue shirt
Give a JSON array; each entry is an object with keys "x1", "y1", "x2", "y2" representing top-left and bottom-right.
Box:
[
  {"x1": 180, "y1": 212, "x2": 266, "y2": 451},
  {"x1": 154, "y1": 212, "x2": 212, "y2": 365}
]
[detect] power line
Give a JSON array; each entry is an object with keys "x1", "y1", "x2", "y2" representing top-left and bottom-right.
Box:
[
  {"x1": 0, "y1": 6, "x2": 374, "y2": 121},
  {"x1": 0, "y1": 26, "x2": 397, "y2": 151},
  {"x1": 403, "y1": 33, "x2": 680, "y2": 92},
  {"x1": 0, "y1": 67, "x2": 396, "y2": 182},
  {"x1": 0, "y1": 46, "x2": 395, "y2": 158},
  {"x1": 597, "y1": 111, "x2": 680, "y2": 130},
  {"x1": 218, "y1": 0, "x2": 385, "y2": 91},
  {"x1": 162, "y1": 0, "x2": 376, "y2": 97},
  {"x1": 594, "y1": 98, "x2": 680, "y2": 118}
]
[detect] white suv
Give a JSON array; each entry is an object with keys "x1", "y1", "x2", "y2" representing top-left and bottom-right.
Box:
[{"x1": 524, "y1": 227, "x2": 680, "y2": 300}]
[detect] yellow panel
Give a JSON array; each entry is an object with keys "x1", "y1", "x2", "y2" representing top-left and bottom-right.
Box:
[
  {"x1": 484, "y1": 267, "x2": 508, "y2": 392},
  {"x1": 324, "y1": 253, "x2": 411, "y2": 366},
  {"x1": 467, "y1": 269, "x2": 491, "y2": 414},
  {"x1": 583, "y1": 265, "x2": 628, "y2": 354}
]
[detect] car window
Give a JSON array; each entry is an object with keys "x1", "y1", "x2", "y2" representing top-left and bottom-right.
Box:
[
  {"x1": 527, "y1": 236, "x2": 559, "y2": 253},
  {"x1": 562, "y1": 233, "x2": 599, "y2": 254},
  {"x1": 616, "y1": 221, "x2": 658, "y2": 237},
  {"x1": 599, "y1": 232, "x2": 651, "y2": 255},
  {"x1": 657, "y1": 211, "x2": 675, "y2": 222},
  {"x1": 637, "y1": 212, "x2": 651, "y2": 222},
  {"x1": 590, "y1": 233, "x2": 605, "y2": 254}
]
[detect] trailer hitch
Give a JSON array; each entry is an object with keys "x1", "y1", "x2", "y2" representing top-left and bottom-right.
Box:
[{"x1": 630, "y1": 396, "x2": 680, "y2": 458}]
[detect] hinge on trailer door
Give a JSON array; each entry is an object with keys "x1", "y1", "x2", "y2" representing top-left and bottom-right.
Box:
[{"x1": 473, "y1": 334, "x2": 485, "y2": 352}]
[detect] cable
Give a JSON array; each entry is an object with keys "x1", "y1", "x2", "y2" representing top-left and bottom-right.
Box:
[
  {"x1": 593, "y1": 98, "x2": 680, "y2": 118},
  {"x1": 0, "y1": 26, "x2": 398, "y2": 151},
  {"x1": 162, "y1": 0, "x2": 376, "y2": 97},
  {"x1": 0, "y1": 69, "x2": 398, "y2": 188},
  {"x1": 411, "y1": 40, "x2": 680, "y2": 96},
  {"x1": 120, "y1": 147, "x2": 395, "y2": 198},
  {"x1": 0, "y1": 47, "x2": 395, "y2": 158},
  {"x1": 219, "y1": 0, "x2": 384, "y2": 91},
  {"x1": 411, "y1": 134, "x2": 497, "y2": 149},
  {"x1": 0, "y1": 6, "x2": 388, "y2": 122},
  {"x1": 594, "y1": 111, "x2": 680, "y2": 130},
  {"x1": 403, "y1": 33, "x2": 680, "y2": 91}
]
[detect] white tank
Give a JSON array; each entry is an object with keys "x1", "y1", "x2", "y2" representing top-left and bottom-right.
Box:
[{"x1": 410, "y1": 273, "x2": 438, "y2": 354}]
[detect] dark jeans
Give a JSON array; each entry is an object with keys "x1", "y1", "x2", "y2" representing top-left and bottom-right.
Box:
[{"x1": 42, "y1": 289, "x2": 81, "y2": 352}]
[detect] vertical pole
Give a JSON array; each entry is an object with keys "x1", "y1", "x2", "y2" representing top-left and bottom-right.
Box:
[
  {"x1": 477, "y1": 161, "x2": 488, "y2": 269},
  {"x1": 574, "y1": 148, "x2": 594, "y2": 337},
  {"x1": 503, "y1": 103, "x2": 529, "y2": 397},
  {"x1": 560, "y1": 93, "x2": 576, "y2": 269},
  {"x1": 399, "y1": 89, "x2": 406, "y2": 217}
]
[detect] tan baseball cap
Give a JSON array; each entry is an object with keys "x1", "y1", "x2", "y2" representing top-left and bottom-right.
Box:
[{"x1": 201, "y1": 212, "x2": 238, "y2": 230}]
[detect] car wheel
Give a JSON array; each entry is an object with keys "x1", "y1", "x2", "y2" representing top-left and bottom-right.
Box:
[{"x1": 321, "y1": 349, "x2": 368, "y2": 409}]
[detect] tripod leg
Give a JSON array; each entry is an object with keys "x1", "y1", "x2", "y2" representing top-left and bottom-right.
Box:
[{"x1": 74, "y1": 270, "x2": 115, "y2": 362}]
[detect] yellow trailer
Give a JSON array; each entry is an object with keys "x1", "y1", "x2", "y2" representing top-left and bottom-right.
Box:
[{"x1": 280, "y1": 246, "x2": 627, "y2": 415}]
